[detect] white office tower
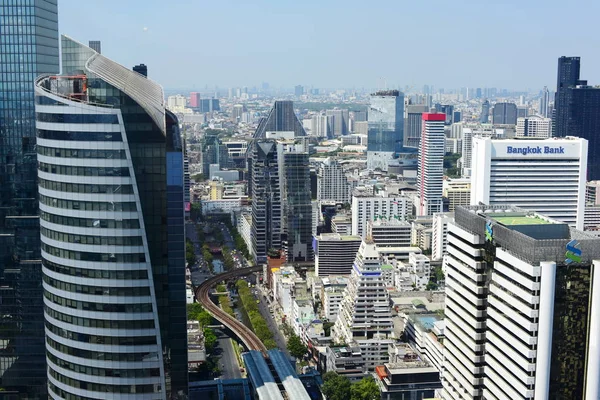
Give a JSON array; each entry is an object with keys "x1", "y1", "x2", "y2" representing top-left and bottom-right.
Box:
[
  {"x1": 351, "y1": 192, "x2": 411, "y2": 238},
  {"x1": 317, "y1": 158, "x2": 349, "y2": 203},
  {"x1": 36, "y1": 37, "x2": 187, "y2": 399},
  {"x1": 470, "y1": 136, "x2": 588, "y2": 229},
  {"x1": 432, "y1": 212, "x2": 454, "y2": 261},
  {"x1": 333, "y1": 240, "x2": 394, "y2": 371},
  {"x1": 585, "y1": 181, "x2": 600, "y2": 234},
  {"x1": 459, "y1": 124, "x2": 499, "y2": 178},
  {"x1": 516, "y1": 116, "x2": 552, "y2": 139},
  {"x1": 416, "y1": 113, "x2": 445, "y2": 216},
  {"x1": 443, "y1": 205, "x2": 600, "y2": 400}
]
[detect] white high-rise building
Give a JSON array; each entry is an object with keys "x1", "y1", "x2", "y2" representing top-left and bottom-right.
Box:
[
  {"x1": 317, "y1": 158, "x2": 349, "y2": 203},
  {"x1": 333, "y1": 240, "x2": 394, "y2": 371},
  {"x1": 167, "y1": 94, "x2": 187, "y2": 111},
  {"x1": 416, "y1": 113, "x2": 445, "y2": 216},
  {"x1": 36, "y1": 36, "x2": 187, "y2": 399},
  {"x1": 460, "y1": 125, "x2": 496, "y2": 177},
  {"x1": 351, "y1": 192, "x2": 411, "y2": 238},
  {"x1": 585, "y1": 181, "x2": 600, "y2": 234},
  {"x1": 470, "y1": 136, "x2": 588, "y2": 229},
  {"x1": 443, "y1": 205, "x2": 600, "y2": 400},
  {"x1": 432, "y1": 212, "x2": 454, "y2": 261},
  {"x1": 516, "y1": 116, "x2": 552, "y2": 139}
]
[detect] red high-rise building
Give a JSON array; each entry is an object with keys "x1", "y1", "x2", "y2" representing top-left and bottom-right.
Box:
[{"x1": 190, "y1": 92, "x2": 201, "y2": 108}]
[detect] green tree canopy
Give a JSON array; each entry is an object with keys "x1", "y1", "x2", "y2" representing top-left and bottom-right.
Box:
[
  {"x1": 287, "y1": 334, "x2": 308, "y2": 359},
  {"x1": 322, "y1": 372, "x2": 352, "y2": 400},
  {"x1": 203, "y1": 328, "x2": 218, "y2": 354},
  {"x1": 351, "y1": 376, "x2": 380, "y2": 400}
]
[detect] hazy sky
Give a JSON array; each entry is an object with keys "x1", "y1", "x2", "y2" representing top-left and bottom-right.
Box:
[{"x1": 59, "y1": 0, "x2": 600, "y2": 91}]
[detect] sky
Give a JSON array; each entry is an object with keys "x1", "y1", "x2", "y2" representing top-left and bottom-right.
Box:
[{"x1": 58, "y1": 0, "x2": 600, "y2": 91}]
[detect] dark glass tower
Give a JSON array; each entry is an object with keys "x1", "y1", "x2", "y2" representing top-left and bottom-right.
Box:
[
  {"x1": 252, "y1": 100, "x2": 306, "y2": 139},
  {"x1": 281, "y1": 149, "x2": 313, "y2": 262},
  {"x1": 480, "y1": 99, "x2": 490, "y2": 123},
  {"x1": 554, "y1": 56, "x2": 581, "y2": 138},
  {"x1": 0, "y1": 1, "x2": 59, "y2": 396},
  {"x1": 492, "y1": 102, "x2": 517, "y2": 124},
  {"x1": 554, "y1": 56, "x2": 600, "y2": 180},
  {"x1": 36, "y1": 36, "x2": 187, "y2": 399},
  {"x1": 250, "y1": 141, "x2": 282, "y2": 264}
]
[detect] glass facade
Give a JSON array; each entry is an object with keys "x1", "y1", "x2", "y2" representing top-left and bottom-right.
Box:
[
  {"x1": 283, "y1": 151, "x2": 313, "y2": 262},
  {"x1": 250, "y1": 140, "x2": 281, "y2": 263},
  {"x1": 36, "y1": 36, "x2": 187, "y2": 399},
  {"x1": 367, "y1": 90, "x2": 404, "y2": 153},
  {"x1": 0, "y1": 1, "x2": 59, "y2": 396}
]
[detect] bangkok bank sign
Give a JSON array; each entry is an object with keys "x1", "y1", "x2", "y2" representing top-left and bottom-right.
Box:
[{"x1": 506, "y1": 146, "x2": 565, "y2": 155}]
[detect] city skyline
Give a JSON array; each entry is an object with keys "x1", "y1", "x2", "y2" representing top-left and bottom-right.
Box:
[{"x1": 58, "y1": 0, "x2": 600, "y2": 90}]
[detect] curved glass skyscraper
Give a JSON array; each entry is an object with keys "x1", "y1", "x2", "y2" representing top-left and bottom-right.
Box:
[{"x1": 35, "y1": 36, "x2": 186, "y2": 400}]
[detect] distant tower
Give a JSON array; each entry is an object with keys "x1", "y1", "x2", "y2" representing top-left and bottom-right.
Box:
[
  {"x1": 480, "y1": 99, "x2": 490, "y2": 123},
  {"x1": 133, "y1": 63, "x2": 148, "y2": 77},
  {"x1": 416, "y1": 113, "x2": 445, "y2": 216},
  {"x1": 366, "y1": 90, "x2": 404, "y2": 171},
  {"x1": 492, "y1": 102, "x2": 518, "y2": 124},
  {"x1": 540, "y1": 86, "x2": 550, "y2": 117},
  {"x1": 554, "y1": 56, "x2": 581, "y2": 137},
  {"x1": 253, "y1": 101, "x2": 306, "y2": 139},
  {"x1": 404, "y1": 104, "x2": 428, "y2": 148},
  {"x1": 295, "y1": 85, "x2": 304, "y2": 96},
  {"x1": 88, "y1": 40, "x2": 101, "y2": 53},
  {"x1": 317, "y1": 158, "x2": 349, "y2": 203}
]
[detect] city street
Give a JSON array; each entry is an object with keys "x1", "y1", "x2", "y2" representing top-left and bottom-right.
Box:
[
  {"x1": 215, "y1": 328, "x2": 242, "y2": 379},
  {"x1": 254, "y1": 288, "x2": 291, "y2": 358},
  {"x1": 185, "y1": 223, "x2": 212, "y2": 286}
]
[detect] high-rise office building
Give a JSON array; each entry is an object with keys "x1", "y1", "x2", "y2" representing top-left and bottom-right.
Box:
[
  {"x1": 366, "y1": 90, "x2": 405, "y2": 170},
  {"x1": 416, "y1": 113, "x2": 445, "y2": 216},
  {"x1": 279, "y1": 144, "x2": 313, "y2": 262},
  {"x1": 250, "y1": 140, "x2": 282, "y2": 263},
  {"x1": 310, "y1": 114, "x2": 333, "y2": 138},
  {"x1": 443, "y1": 205, "x2": 600, "y2": 400},
  {"x1": 470, "y1": 136, "x2": 587, "y2": 229},
  {"x1": 404, "y1": 104, "x2": 428, "y2": 148},
  {"x1": 190, "y1": 91, "x2": 201, "y2": 108},
  {"x1": 539, "y1": 86, "x2": 550, "y2": 117},
  {"x1": 36, "y1": 36, "x2": 187, "y2": 399},
  {"x1": 480, "y1": 100, "x2": 490, "y2": 123},
  {"x1": 317, "y1": 158, "x2": 349, "y2": 204},
  {"x1": 294, "y1": 85, "x2": 304, "y2": 96},
  {"x1": 351, "y1": 193, "x2": 411, "y2": 238},
  {"x1": 554, "y1": 56, "x2": 581, "y2": 138},
  {"x1": 133, "y1": 63, "x2": 148, "y2": 77},
  {"x1": 88, "y1": 40, "x2": 101, "y2": 53},
  {"x1": 553, "y1": 57, "x2": 600, "y2": 180},
  {"x1": 326, "y1": 109, "x2": 349, "y2": 136},
  {"x1": 492, "y1": 102, "x2": 518, "y2": 125},
  {"x1": 333, "y1": 239, "x2": 394, "y2": 372},
  {"x1": 253, "y1": 101, "x2": 306, "y2": 139},
  {"x1": 314, "y1": 233, "x2": 362, "y2": 276},
  {"x1": 201, "y1": 132, "x2": 230, "y2": 177},
  {"x1": 0, "y1": 1, "x2": 59, "y2": 396},
  {"x1": 516, "y1": 116, "x2": 552, "y2": 138}
]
